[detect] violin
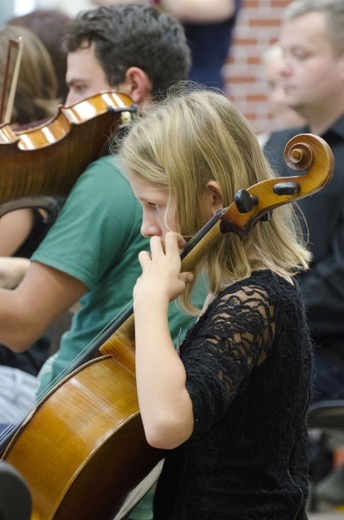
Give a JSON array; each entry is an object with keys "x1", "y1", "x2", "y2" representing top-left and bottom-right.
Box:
[
  {"x1": 0, "y1": 90, "x2": 135, "y2": 218},
  {"x1": 0, "y1": 134, "x2": 334, "y2": 520}
]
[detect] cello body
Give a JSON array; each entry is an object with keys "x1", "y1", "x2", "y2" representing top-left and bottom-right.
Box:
[{"x1": 2, "y1": 354, "x2": 163, "y2": 520}]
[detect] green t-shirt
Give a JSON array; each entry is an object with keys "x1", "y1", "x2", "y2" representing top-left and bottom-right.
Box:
[
  {"x1": 31, "y1": 155, "x2": 207, "y2": 518},
  {"x1": 33, "y1": 155, "x2": 205, "y2": 394}
]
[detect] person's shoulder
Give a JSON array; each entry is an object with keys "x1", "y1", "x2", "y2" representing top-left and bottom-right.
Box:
[
  {"x1": 264, "y1": 126, "x2": 305, "y2": 150},
  {"x1": 72, "y1": 154, "x2": 131, "y2": 194},
  {"x1": 263, "y1": 125, "x2": 307, "y2": 171},
  {"x1": 82, "y1": 154, "x2": 122, "y2": 176},
  {"x1": 220, "y1": 271, "x2": 295, "y2": 302}
]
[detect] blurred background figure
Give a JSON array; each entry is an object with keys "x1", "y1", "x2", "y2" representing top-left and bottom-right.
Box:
[
  {"x1": 263, "y1": 0, "x2": 344, "y2": 510},
  {"x1": 257, "y1": 42, "x2": 305, "y2": 147},
  {"x1": 0, "y1": 23, "x2": 62, "y2": 428},
  {"x1": 0, "y1": 24, "x2": 59, "y2": 128},
  {"x1": 0, "y1": 23, "x2": 60, "y2": 257},
  {"x1": 8, "y1": 9, "x2": 72, "y2": 101},
  {"x1": 91, "y1": 0, "x2": 242, "y2": 89}
]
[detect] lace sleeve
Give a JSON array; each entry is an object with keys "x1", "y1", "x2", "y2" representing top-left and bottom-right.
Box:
[{"x1": 182, "y1": 281, "x2": 276, "y2": 432}]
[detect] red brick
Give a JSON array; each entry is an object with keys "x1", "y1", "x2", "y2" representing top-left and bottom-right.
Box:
[{"x1": 224, "y1": 0, "x2": 294, "y2": 133}]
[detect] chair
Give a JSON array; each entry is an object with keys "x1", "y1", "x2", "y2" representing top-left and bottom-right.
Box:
[
  {"x1": 308, "y1": 400, "x2": 344, "y2": 430},
  {"x1": 0, "y1": 461, "x2": 31, "y2": 520},
  {"x1": 307, "y1": 400, "x2": 344, "y2": 512}
]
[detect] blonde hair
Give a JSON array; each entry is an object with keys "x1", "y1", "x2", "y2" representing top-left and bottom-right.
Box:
[
  {"x1": 119, "y1": 88, "x2": 311, "y2": 312},
  {"x1": 0, "y1": 25, "x2": 59, "y2": 125}
]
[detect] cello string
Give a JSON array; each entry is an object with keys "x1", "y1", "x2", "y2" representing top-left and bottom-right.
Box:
[
  {"x1": 36, "y1": 298, "x2": 135, "y2": 399},
  {"x1": 0, "y1": 298, "x2": 134, "y2": 452},
  {"x1": 0, "y1": 214, "x2": 219, "y2": 452},
  {"x1": 0, "y1": 137, "x2": 334, "y2": 453}
]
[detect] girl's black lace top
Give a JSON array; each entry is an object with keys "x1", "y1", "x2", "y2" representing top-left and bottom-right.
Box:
[{"x1": 153, "y1": 270, "x2": 313, "y2": 520}]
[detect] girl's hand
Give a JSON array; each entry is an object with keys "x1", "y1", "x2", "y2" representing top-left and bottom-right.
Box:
[{"x1": 134, "y1": 232, "x2": 193, "y2": 303}]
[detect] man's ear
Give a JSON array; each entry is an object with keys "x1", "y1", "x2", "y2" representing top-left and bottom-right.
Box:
[
  {"x1": 339, "y1": 54, "x2": 344, "y2": 83},
  {"x1": 118, "y1": 67, "x2": 153, "y2": 104},
  {"x1": 203, "y1": 180, "x2": 224, "y2": 216}
]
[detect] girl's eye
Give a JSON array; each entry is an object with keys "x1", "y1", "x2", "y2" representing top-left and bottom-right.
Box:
[{"x1": 149, "y1": 202, "x2": 159, "y2": 211}]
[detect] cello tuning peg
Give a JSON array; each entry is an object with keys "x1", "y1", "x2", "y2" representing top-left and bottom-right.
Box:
[
  {"x1": 234, "y1": 189, "x2": 258, "y2": 214},
  {"x1": 273, "y1": 182, "x2": 300, "y2": 196}
]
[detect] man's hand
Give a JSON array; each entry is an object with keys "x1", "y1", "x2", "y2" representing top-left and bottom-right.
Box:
[{"x1": 0, "y1": 257, "x2": 30, "y2": 289}]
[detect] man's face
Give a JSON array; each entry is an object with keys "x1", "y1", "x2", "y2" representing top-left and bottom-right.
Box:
[
  {"x1": 65, "y1": 41, "x2": 111, "y2": 106},
  {"x1": 279, "y1": 12, "x2": 344, "y2": 116},
  {"x1": 265, "y1": 53, "x2": 305, "y2": 127}
]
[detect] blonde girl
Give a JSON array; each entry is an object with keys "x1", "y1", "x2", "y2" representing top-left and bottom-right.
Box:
[{"x1": 120, "y1": 89, "x2": 313, "y2": 519}]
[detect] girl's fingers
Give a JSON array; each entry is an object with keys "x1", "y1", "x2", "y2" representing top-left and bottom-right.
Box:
[
  {"x1": 138, "y1": 250, "x2": 152, "y2": 269},
  {"x1": 164, "y1": 232, "x2": 184, "y2": 256},
  {"x1": 179, "y1": 272, "x2": 194, "y2": 284},
  {"x1": 150, "y1": 235, "x2": 165, "y2": 255}
]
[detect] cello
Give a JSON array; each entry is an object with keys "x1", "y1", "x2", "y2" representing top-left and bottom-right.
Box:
[{"x1": 0, "y1": 133, "x2": 334, "y2": 519}]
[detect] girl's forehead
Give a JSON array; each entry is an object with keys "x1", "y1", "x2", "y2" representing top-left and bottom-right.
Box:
[{"x1": 129, "y1": 175, "x2": 169, "y2": 201}]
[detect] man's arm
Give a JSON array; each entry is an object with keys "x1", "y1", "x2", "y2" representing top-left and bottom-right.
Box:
[
  {"x1": 0, "y1": 261, "x2": 88, "y2": 352},
  {"x1": 158, "y1": 0, "x2": 236, "y2": 23},
  {"x1": 91, "y1": 0, "x2": 236, "y2": 23}
]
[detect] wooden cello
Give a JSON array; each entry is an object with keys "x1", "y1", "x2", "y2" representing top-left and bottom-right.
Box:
[{"x1": 0, "y1": 134, "x2": 334, "y2": 520}]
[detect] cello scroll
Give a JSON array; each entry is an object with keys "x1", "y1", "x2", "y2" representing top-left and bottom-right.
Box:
[
  {"x1": 219, "y1": 133, "x2": 334, "y2": 239},
  {"x1": 101, "y1": 133, "x2": 334, "y2": 364}
]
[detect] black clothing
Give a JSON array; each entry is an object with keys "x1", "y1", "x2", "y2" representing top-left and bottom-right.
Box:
[
  {"x1": 185, "y1": 0, "x2": 241, "y2": 88},
  {"x1": 154, "y1": 271, "x2": 312, "y2": 519},
  {"x1": 264, "y1": 119, "x2": 344, "y2": 356},
  {"x1": 0, "y1": 210, "x2": 54, "y2": 376},
  {"x1": 14, "y1": 208, "x2": 54, "y2": 259}
]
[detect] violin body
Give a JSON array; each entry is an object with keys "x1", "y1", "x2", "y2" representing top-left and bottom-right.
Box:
[{"x1": 0, "y1": 91, "x2": 134, "y2": 216}]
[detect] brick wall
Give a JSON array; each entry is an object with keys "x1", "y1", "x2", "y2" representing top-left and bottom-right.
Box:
[{"x1": 224, "y1": 0, "x2": 293, "y2": 136}]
